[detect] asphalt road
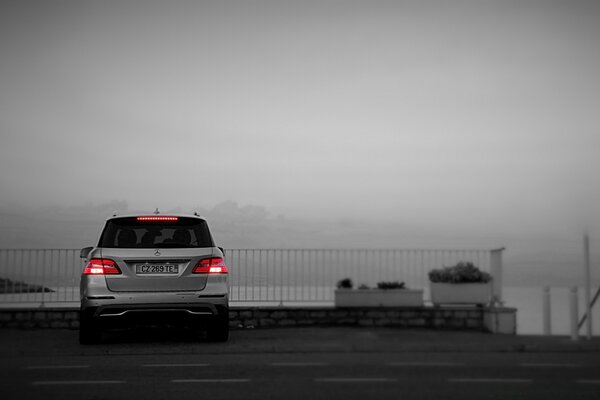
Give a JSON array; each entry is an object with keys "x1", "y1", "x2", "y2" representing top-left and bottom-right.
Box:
[
  {"x1": 1, "y1": 328, "x2": 599, "y2": 400},
  {"x1": 3, "y1": 351, "x2": 600, "y2": 400}
]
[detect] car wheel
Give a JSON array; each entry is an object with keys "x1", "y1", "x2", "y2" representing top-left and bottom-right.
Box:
[
  {"x1": 79, "y1": 312, "x2": 101, "y2": 345},
  {"x1": 206, "y1": 313, "x2": 229, "y2": 342}
]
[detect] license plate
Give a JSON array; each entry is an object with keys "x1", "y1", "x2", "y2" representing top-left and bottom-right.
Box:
[{"x1": 135, "y1": 263, "x2": 178, "y2": 275}]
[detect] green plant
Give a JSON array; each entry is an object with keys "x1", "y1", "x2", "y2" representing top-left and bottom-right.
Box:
[
  {"x1": 336, "y1": 278, "x2": 353, "y2": 289},
  {"x1": 428, "y1": 261, "x2": 492, "y2": 283},
  {"x1": 376, "y1": 281, "x2": 406, "y2": 290},
  {"x1": 358, "y1": 283, "x2": 370, "y2": 290}
]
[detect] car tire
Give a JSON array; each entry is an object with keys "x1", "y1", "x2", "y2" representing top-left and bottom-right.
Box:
[
  {"x1": 206, "y1": 313, "x2": 229, "y2": 342},
  {"x1": 79, "y1": 312, "x2": 101, "y2": 345}
]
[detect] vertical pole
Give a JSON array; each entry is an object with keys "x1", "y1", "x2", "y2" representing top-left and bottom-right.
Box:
[
  {"x1": 543, "y1": 286, "x2": 551, "y2": 336},
  {"x1": 243, "y1": 250, "x2": 247, "y2": 302},
  {"x1": 40, "y1": 250, "x2": 47, "y2": 308},
  {"x1": 1, "y1": 250, "x2": 7, "y2": 297},
  {"x1": 39, "y1": 250, "x2": 45, "y2": 307},
  {"x1": 570, "y1": 286, "x2": 579, "y2": 341},
  {"x1": 279, "y1": 250, "x2": 284, "y2": 307},
  {"x1": 584, "y1": 233, "x2": 592, "y2": 340},
  {"x1": 490, "y1": 247, "x2": 505, "y2": 305},
  {"x1": 258, "y1": 250, "x2": 262, "y2": 302}
]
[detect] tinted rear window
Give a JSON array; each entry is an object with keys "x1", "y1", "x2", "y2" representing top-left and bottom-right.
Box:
[{"x1": 98, "y1": 217, "x2": 215, "y2": 248}]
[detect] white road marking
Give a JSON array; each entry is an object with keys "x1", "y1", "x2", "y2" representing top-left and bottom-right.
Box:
[
  {"x1": 316, "y1": 378, "x2": 397, "y2": 383},
  {"x1": 271, "y1": 362, "x2": 329, "y2": 366},
  {"x1": 24, "y1": 365, "x2": 90, "y2": 370},
  {"x1": 172, "y1": 379, "x2": 251, "y2": 383},
  {"x1": 142, "y1": 364, "x2": 210, "y2": 367},
  {"x1": 577, "y1": 380, "x2": 600, "y2": 384},
  {"x1": 520, "y1": 363, "x2": 580, "y2": 368},
  {"x1": 388, "y1": 362, "x2": 464, "y2": 367},
  {"x1": 32, "y1": 381, "x2": 125, "y2": 386},
  {"x1": 449, "y1": 378, "x2": 532, "y2": 383}
]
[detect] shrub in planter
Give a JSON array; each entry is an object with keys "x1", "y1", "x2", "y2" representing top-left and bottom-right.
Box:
[
  {"x1": 428, "y1": 262, "x2": 492, "y2": 306},
  {"x1": 336, "y1": 278, "x2": 353, "y2": 289},
  {"x1": 428, "y1": 262, "x2": 491, "y2": 283},
  {"x1": 376, "y1": 281, "x2": 406, "y2": 290}
]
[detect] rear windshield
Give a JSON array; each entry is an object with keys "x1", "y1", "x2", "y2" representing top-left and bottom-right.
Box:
[{"x1": 98, "y1": 217, "x2": 215, "y2": 248}]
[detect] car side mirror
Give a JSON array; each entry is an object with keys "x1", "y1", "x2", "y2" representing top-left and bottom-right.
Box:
[{"x1": 80, "y1": 246, "x2": 93, "y2": 259}]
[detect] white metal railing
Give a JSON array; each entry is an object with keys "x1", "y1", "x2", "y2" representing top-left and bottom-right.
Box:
[
  {"x1": 0, "y1": 249, "x2": 83, "y2": 305},
  {"x1": 225, "y1": 248, "x2": 499, "y2": 304},
  {"x1": 0, "y1": 248, "x2": 502, "y2": 305}
]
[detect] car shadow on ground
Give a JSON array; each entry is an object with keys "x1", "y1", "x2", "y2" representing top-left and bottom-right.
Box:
[{"x1": 97, "y1": 324, "x2": 213, "y2": 344}]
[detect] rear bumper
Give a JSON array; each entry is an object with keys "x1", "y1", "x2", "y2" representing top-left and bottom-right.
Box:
[
  {"x1": 81, "y1": 289, "x2": 228, "y2": 307},
  {"x1": 81, "y1": 302, "x2": 229, "y2": 328}
]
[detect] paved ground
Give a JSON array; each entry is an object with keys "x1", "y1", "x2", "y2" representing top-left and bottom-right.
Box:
[{"x1": 1, "y1": 327, "x2": 599, "y2": 400}]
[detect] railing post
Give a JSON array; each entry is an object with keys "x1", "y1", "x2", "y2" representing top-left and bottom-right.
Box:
[
  {"x1": 279, "y1": 250, "x2": 284, "y2": 307},
  {"x1": 39, "y1": 250, "x2": 45, "y2": 308},
  {"x1": 570, "y1": 286, "x2": 579, "y2": 341},
  {"x1": 543, "y1": 286, "x2": 552, "y2": 336},
  {"x1": 583, "y1": 233, "x2": 593, "y2": 340},
  {"x1": 490, "y1": 247, "x2": 505, "y2": 305}
]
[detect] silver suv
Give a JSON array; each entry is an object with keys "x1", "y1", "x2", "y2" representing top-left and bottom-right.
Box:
[{"x1": 79, "y1": 213, "x2": 229, "y2": 344}]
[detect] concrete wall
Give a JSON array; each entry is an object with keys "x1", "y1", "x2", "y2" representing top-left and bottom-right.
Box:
[
  {"x1": 231, "y1": 307, "x2": 485, "y2": 330},
  {"x1": 0, "y1": 306, "x2": 517, "y2": 334},
  {"x1": 0, "y1": 309, "x2": 80, "y2": 329}
]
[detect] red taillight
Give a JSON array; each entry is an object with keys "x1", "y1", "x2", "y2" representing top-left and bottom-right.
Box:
[
  {"x1": 83, "y1": 258, "x2": 121, "y2": 275},
  {"x1": 136, "y1": 216, "x2": 178, "y2": 222},
  {"x1": 193, "y1": 257, "x2": 228, "y2": 274}
]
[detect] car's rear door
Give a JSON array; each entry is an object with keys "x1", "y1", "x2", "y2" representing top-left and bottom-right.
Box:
[{"x1": 97, "y1": 215, "x2": 217, "y2": 292}]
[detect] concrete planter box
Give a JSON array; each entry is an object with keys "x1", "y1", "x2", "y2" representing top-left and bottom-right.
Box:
[
  {"x1": 334, "y1": 289, "x2": 424, "y2": 307},
  {"x1": 430, "y1": 282, "x2": 492, "y2": 306}
]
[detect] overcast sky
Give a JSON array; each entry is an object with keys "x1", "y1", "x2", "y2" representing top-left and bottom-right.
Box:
[{"x1": 1, "y1": 0, "x2": 599, "y2": 250}]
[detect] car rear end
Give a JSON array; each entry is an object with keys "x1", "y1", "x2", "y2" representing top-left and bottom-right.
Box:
[{"x1": 79, "y1": 214, "x2": 229, "y2": 344}]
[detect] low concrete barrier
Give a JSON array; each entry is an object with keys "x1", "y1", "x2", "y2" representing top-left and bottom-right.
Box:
[
  {"x1": 0, "y1": 309, "x2": 80, "y2": 329},
  {"x1": 0, "y1": 306, "x2": 517, "y2": 334}
]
